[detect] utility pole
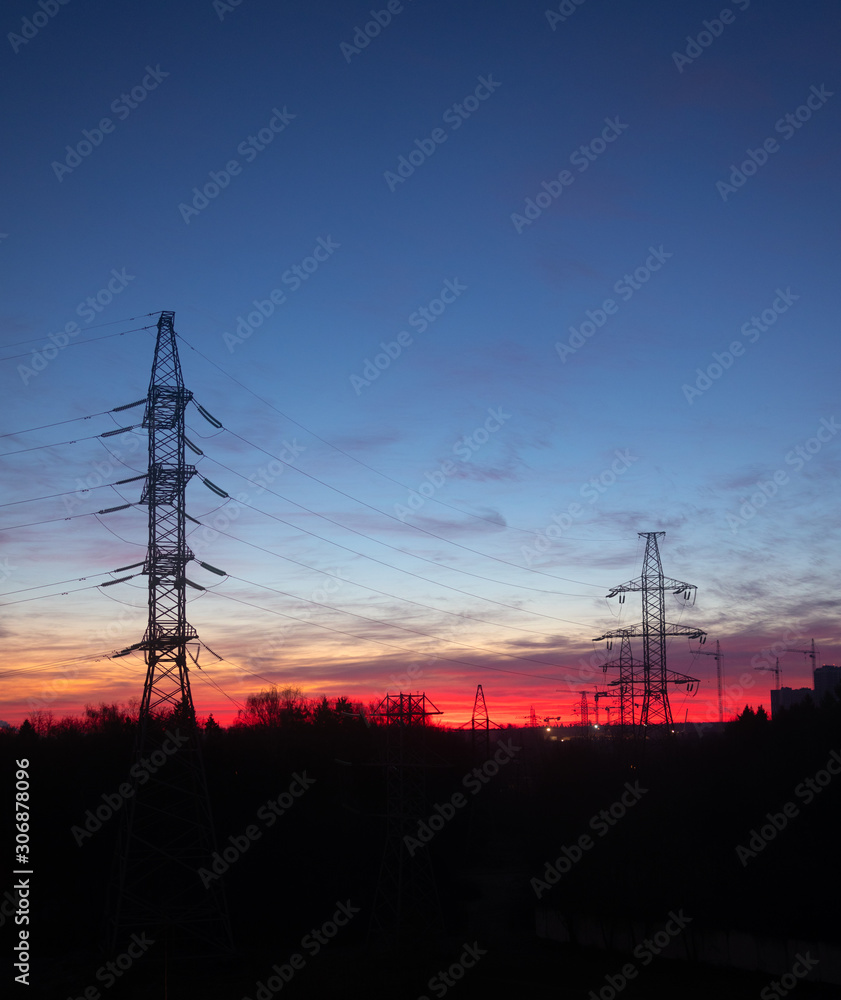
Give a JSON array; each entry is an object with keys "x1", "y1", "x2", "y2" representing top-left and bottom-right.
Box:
[
  {"x1": 695, "y1": 639, "x2": 725, "y2": 722},
  {"x1": 110, "y1": 311, "x2": 232, "y2": 953},
  {"x1": 595, "y1": 532, "x2": 703, "y2": 733}
]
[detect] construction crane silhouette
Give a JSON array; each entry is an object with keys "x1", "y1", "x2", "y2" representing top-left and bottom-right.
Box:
[
  {"x1": 695, "y1": 639, "x2": 725, "y2": 722},
  {"x1": 789, "y1": 639, "x2": 819, "y2": 684},
  {"x1": 593, "y1": 689, "x2": 618, "y2": 726},
  {"x1": 755, "y1": 657, "x2": 782, "y2": 691}
]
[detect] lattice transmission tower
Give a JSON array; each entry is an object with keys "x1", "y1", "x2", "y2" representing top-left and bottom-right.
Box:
[
  {"x1": 369, "y1": 692, "x2": 443, "y2": 942},
  {"x1": 594, "y1": 532, "x2": 703, "y2": 732},
  {"x1": 601, "y1": 631, "x2": 645, "y2": 729},
  {"x1": 467, "y1": 684, "x2": 502, "y2": 758},
  {"x1": 109, "y1": 311, "x2": 232, "y2": 953}
]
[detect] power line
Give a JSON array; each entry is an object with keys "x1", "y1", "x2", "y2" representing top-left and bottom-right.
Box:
[
  {"x1": 0, "y1": 503, "x2": 138, "y2": 533},
  {"x1": 0, "y1": 313, "x2": 158, "y2": 351},
  {"x1": 225, "y1": 571, "x2": 573, "y2": 670},
  {"x1": 0, "y1": 569, "x2": 129, "y2": 600},
  {"x1": 196, "y1": 454, "x2": 595, "y2": 599},
  {"x1": 221, "y1": 424, "x2": 607, "y2": 590},
  {"x1": 0, "y1": 407, "x2": 126, "y2": 441},
  {"x1": 191, "y1": 530, "x2": 563, "y2": 640},
  {"x1": 0, "y1": 323, "x2": 155, "y2": 363},
  {"x1": 0, "y1": 426, "x2": 140, "y2": 459},
  {"x1": 203, "y1": 587, "x2": 571, "y2": 683},
  {"x1": 0, "y1": 581, "x2": 109, "y2": 608},
  {"x1": 195, "y1": 499, "x2": 594, "y2": 627},
  {"x1": 177, "y1": 334, "x2": 625, "y2": 542},
  {"x1": 0, "y1": 470, "x2": 145, "y2": 509},
  {"x1": 0, "y1": 649, "x2": 116, "y2": 679}
]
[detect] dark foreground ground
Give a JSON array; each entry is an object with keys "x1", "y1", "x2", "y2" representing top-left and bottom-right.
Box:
[{"x1": 3, "y1": 696, "x2": 840, "y2": 999}]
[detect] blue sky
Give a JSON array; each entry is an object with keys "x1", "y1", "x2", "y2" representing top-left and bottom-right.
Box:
[{"x1": 1, "y1": 0, "x2": 838, "y2": 725}]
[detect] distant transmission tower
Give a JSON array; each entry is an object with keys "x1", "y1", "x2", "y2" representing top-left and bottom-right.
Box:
[
  {"x1": 595, "y1": 532, "x2": 703, "y2": 733},
  {"x1": 468, "y1": 684, "x2": 501, "y2": 758},
  {"x1": 601, "y1": 632, "x2": 644, "y2": 728},
  {"x1": 577, "y1": 690, "x2": 589, "y2": 727},
  {"x1": 110, "y1": 311, "x2": 232, "y2": 952},
  {"x1": 370, "y1": 692, "x2": 443, "y2": 941}
]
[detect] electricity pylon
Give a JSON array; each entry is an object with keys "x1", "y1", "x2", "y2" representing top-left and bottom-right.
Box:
[
  {"x1": 601, "y1": 631, "x2": 645, "y2": 728},
  {"x1": 110, "y1": 311, "x2": 232, "y2": 953},
  {"x1": 369, "y1": 693, "x2": 443, "y2": 942},
  {"x1": 468, "y1": 684, "x2": 502, "y2": 758},
  {"x1": 577, "y1": 690, "x2": 589, "y2": 727},
  {"x1": 594, "y1": 532, "x2": 704, "y2": 732}
]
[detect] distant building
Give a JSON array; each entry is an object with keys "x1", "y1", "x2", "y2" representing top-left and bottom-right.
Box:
[
  {"x1": 770, "y1": 687, "x2": 813, "y2": 717},
  {"x1": 814, "y1": 665, "x2": 841, "y2": 702}
]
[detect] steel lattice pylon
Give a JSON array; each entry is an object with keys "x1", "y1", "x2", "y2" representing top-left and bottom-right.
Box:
[
  {"x1": 470, "y1": 684, "x2": 490, "y2": 758},
  {"x1": 601, "y1": 632, "x2": 644, "y2": 728},
  {"x1": 577, "y1": 690, "x2": 589, "y2": 727},
  {"x1": 110, "y1": 312, "x2": 232, "y2": 953},
  {"x1": 594, "y1": 532, "x2": 703, "y2": 733},
  {"x1": 369, "y1": 693, "x2": 443, "y2": 941}
]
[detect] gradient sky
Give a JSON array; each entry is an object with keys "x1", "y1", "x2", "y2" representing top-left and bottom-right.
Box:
[{"x1": 1, "y1": 0, "x2": 838, "y2": 727}]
